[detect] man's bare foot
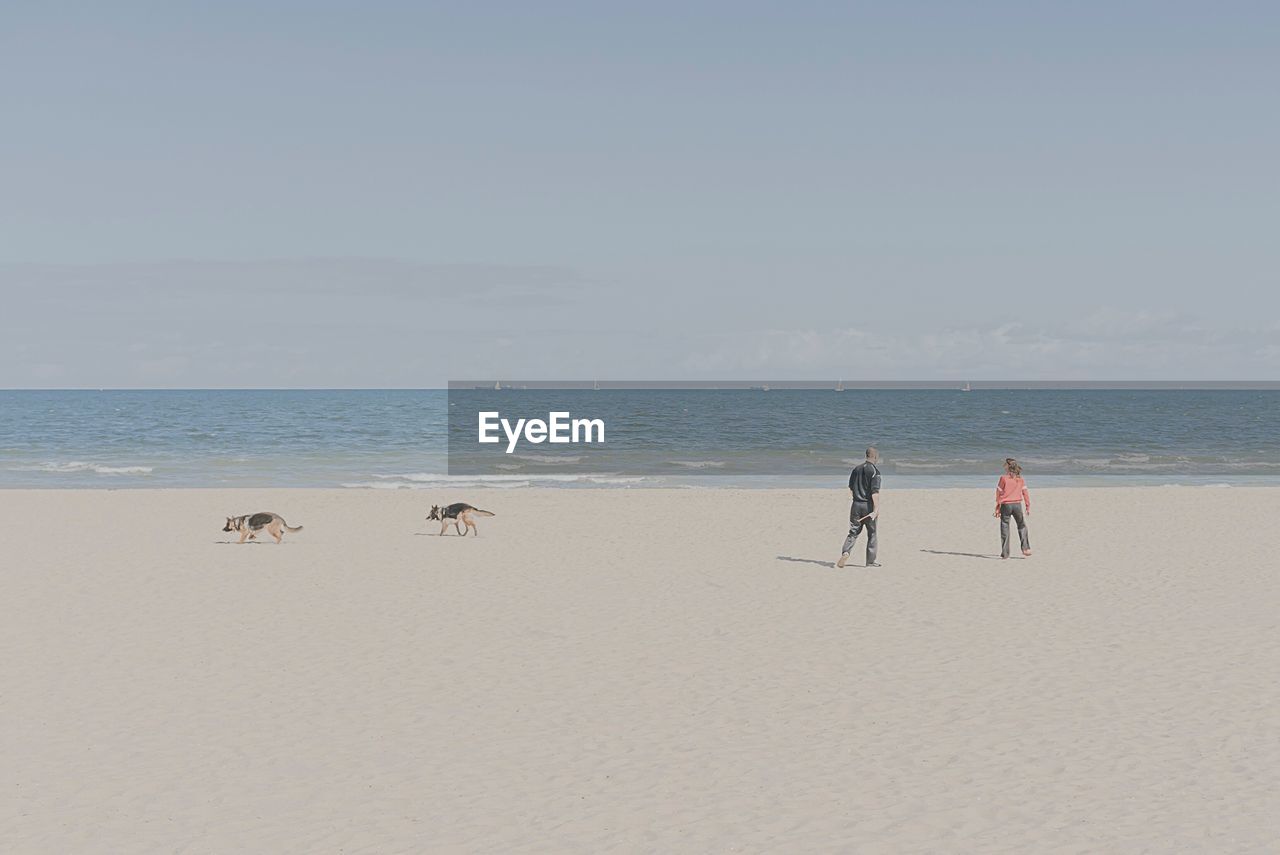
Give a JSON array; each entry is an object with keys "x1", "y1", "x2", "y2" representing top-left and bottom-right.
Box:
[
  {"x1": 837, "y1": 553, "x2": 849, "y2": 568},
  {"x1": 1022, "y1": 549, "x2": 1033, "y2": 557}
]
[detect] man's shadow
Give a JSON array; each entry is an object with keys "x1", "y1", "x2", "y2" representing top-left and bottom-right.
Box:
[
  {"x1": 776, "y1": 555, "x2": 836, "y2": 568},
  {"x1": 919, "y1": 549, "x2": 1001, "y2": 560}
]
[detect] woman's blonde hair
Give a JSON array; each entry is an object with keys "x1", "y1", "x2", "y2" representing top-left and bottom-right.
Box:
[{"x1": 1005, "y1": 457, "x2": 1022, "y2": 477}]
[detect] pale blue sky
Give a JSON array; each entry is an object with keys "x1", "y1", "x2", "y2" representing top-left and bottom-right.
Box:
[{"x1": 2, "y1": 2, "x2": 1277, "y2": 386}]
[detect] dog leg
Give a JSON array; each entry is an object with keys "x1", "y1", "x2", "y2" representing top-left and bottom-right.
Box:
[{"x1": 238, "y1": 527, "x2": 249, "y2": 544}]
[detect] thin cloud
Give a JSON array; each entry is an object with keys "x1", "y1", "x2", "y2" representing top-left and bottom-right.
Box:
[
  {"x1": 682, "y1": 317, "x2": 1280, "y2": 380},
  {"x1": 0, "y1": 259, "x2": 592, "y2": 305}
]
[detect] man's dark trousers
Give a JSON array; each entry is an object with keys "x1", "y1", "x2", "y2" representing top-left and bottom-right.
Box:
[{"x1": 842, "y1": 500, "x2": 877, "y2": 564}]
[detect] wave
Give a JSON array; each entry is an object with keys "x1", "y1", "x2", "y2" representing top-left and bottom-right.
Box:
[
  {"x1": 10, "y1": 461, "x2": 154, "y2": 476},
  {"x1": 893, "y1": 459, "x2": 984, "y2": 471},
  {"x1": 667, "y1": 460, "x2": 726, "y2": 469},
  {"x1": 512, "y1": 454, "x2": 583, "y2": 464},
  {"x1": 373, "y1": 472, "x2": 610, "y2": 483},
  {"x1": 344, "y1": 479, "x2": 532, "y2": 490},
  {"x1": 351, "y1": 472, "x2": 640, "y2": 489}
]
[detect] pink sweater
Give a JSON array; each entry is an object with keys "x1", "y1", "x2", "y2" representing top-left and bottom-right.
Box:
[{"x1": 996, "y1": 475, "x2": 1030, "y2": 509}]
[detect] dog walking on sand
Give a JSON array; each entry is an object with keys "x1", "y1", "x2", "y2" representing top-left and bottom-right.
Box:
[
  {"x1": 222, "y1": 512, "x2": 303, "y2": 544},
  {"x1": 427, "y1": 503, "x2": 495, "y2": 536}
]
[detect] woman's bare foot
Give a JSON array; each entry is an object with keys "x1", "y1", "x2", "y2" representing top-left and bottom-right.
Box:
[
  {"x1": 837, "y1": 553, "x2": 849, "y2": 568},
  {"x1": 1022, "y1": 549, "x2": 1032, "y2": 557}
]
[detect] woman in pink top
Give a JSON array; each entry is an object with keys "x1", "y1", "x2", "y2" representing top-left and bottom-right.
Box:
[{"x1": 993, "y1": 457, "x2": 1032, "y2": 559}]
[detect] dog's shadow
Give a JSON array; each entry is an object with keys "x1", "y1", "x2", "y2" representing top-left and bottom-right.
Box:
[{"x1": 776, "y1": 555, "x2": 836, "y2": 569}]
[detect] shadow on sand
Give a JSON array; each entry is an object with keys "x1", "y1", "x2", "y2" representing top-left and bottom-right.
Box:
[
  {"x1": 919, "y1": 549, "x2": 1005, "y2": 560},
  {"x1": 775, "y1": 555, "x2": 837, "y2": 569}
]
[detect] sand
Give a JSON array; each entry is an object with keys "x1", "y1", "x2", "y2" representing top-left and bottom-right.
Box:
[{"x1": 2, "y1": 486, "x2": 1277, "y2": 853}]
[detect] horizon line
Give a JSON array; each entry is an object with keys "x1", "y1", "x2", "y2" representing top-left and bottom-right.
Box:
[{"x1": 6, "y1": 381, "x2": 1280, "y2": 392}]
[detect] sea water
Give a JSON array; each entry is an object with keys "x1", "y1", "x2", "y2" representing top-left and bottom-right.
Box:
[{"x1": 2, "y1": 388, "x2": 1278, "y2": 488}]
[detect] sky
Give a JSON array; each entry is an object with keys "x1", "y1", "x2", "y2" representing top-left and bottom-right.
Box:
[{"x1": 1, "y1": 1, "x2": 1277, "y2": 387}]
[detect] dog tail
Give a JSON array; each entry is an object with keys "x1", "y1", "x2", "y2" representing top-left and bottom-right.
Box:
[
  {"x1": 282, "y1": 520, "x2": 304, "y2": 532},
  {"x1": 471, "y1": 509, "x2": 495, "y2": 517}
]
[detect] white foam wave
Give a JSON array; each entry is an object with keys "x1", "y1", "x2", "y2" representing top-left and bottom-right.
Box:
[
  {"x1": 13, "y1": 461, "x2": 154, "y2": 476},
  {"x1": 374, "y1": 472, "x2": 613, "y2": 483},
  {"x1": 352, "y1": 472, "x2": 632, "y2": 489},
  {"x1": 668, "y1": 460, "x2": 725, "y2": 469},
  {"x1": 344, "y1": 479, "x2": 532, "y2": 490},
  {"x1": 512, "y1": 454, "x2": 583, "y2": 464}
]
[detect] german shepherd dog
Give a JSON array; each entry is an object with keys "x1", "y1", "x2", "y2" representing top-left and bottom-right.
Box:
[
  {"x1": 427, "y1": 503, "x2": 495, "y2": 536},
  {"x1": 223, "y1": 512, "x2": 303, "y2": 544}
]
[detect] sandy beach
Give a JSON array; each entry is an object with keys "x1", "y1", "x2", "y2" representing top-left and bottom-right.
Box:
[{"x1": 2, "y1": 486, "x2": 1277, "y2": 853}]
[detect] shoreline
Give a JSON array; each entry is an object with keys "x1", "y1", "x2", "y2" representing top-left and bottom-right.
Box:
[{"x1": 3, "y1": 476, "x2": 1277, "y2": 491}]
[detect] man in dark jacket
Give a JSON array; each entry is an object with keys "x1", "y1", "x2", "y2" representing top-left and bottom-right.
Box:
[{"x1": 838, "y1": 446, "x2": 882, "y2": 568}]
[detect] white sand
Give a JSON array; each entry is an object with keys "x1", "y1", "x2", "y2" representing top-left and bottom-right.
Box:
[{"x1": 2, "y1": 487, "x2": 1277, "y2": 853}]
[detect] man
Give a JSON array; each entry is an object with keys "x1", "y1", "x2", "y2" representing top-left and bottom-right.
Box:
[{"x1": 837, "y1": 446, "x2": 882, "y2": 568}]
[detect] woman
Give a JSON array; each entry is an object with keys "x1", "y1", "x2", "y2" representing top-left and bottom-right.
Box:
[{"x1": 994, "y1": 458, "x2": 1032, "y2": 559}]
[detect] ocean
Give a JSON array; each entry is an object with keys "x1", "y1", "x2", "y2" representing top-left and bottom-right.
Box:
[{"x1": 2, "y1": 388, "x2": 1278, "y2": 489}]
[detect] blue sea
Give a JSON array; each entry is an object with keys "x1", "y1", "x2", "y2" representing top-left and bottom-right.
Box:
[{"x1": 2, "y1": 389, "x2": 1279, "y2": 489}]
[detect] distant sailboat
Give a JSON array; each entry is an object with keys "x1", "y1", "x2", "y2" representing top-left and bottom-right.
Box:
[
  {"x1": 593, "y1": 379, "x2": 600, "y2": 391},
  {"x1": 835, "y1": 379, "x2": 845, "y2": 392},
  {"x1": 494, "y1": 380, "x2": 502, "y2": 391},
  {"x1": 962, "y1": 382, "x2": 972, "y2": 392}
]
